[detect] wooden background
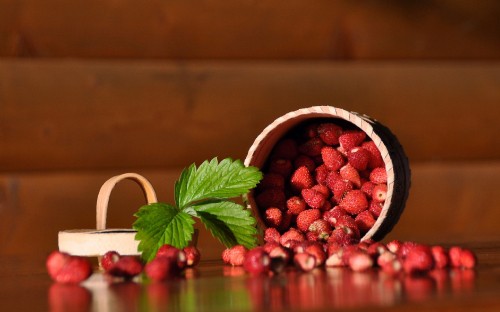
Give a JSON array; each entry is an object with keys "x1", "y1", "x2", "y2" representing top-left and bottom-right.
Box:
[{"x1": 1, "y1": 1, "x2": 499, "y2": 260}]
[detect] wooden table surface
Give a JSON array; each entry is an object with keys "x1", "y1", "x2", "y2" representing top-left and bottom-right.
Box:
[{"x1": 2, "y1": 242, "x2": 500, "y2": 312}]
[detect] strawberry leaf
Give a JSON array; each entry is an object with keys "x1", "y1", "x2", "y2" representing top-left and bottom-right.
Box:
[
  {"x1": 174, "y1": 158, "x2": 262, "y2": 209},
  {"x1": 192, "y1": 200, "x2": 258, "y2": 249},
  {"x1": 133, "y1": 203, "x2": 195, "y2": 262}
]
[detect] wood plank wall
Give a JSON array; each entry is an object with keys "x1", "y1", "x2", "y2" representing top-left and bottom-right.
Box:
[{"x1": 1, "y1": 1, "x2": 499, "y2": 260}]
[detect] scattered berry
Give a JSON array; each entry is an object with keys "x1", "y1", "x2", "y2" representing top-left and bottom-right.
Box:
[
  {"x1": 183, "y1": 246, "x2": 201, "y2": 267},
  {"x1": 264, "y1": 227, "x2": 281, "y2": 244},
  {"x1": 403, "y1": 245, "x2": 435, "y2": 274},
  {"x1": 294, "y1": 253, "x2": 316, "y2": 272},
  {"x1": 265, "y1": 207, "x2": 283, "y2": 228},
  {"x1": 107, "y1": 256, "x2": 143, "y2": 279},
  {"x1": 101, "y1": 251, "x2": 120, "y2": 271},
  {"x1": 46, "y1": 251, "x2": 92, "y2": 284},
  {"x1": 347, "y1": 251, "x2": 373, "y2": 272},
  {"x1": 145, "y1": 257, "x2": 177, "y2": 282},
  {"x1": 243, "y1": 248, "x2": 271, "y2": 275},
  {"x1": 431, "y1": 246, "x2": 449, "y2": 269}
]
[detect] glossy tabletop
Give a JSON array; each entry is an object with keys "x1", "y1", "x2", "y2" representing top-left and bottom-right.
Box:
[{"x1": 2, "y1": 242, "x2": 500, "y2": 312}]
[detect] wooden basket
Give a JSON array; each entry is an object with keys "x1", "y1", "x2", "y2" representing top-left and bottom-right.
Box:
[
  {"x1": 58, "y1": 173, "x2": 157, "y2": 256},
  {"x1": 244, "y1": 106, "x2": 411, "y2": 241}
]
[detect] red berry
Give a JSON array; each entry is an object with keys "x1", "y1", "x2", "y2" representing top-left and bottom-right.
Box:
[
  {"x1": 403, "y1": 245, "x2": 435, "y2": 274},
  {"x1": 372, "y1": 184, "x2": 387, "y2": 203},
  {"x1": 222, "y1": 248, "x2": 232, "y2": 264},
  {"x1": 430, "y1": 246, "x2": 449, "y2": 269},
  {"x1": 360, "y1": 181, "x2": 376, "y2": 199},
  {"x1": 256, "y1": 188, "x2": 286, "y2": 210},
  {"x1": 286, "y1": 196, "x2": 306, "y2": 215},
  {"x1": 264, "y1": 227, "x2": 281, "y2": 244},
  {"x1": 366, "y1": 242, "x2": 388, "y2": 260},
  {"x1": 339, "y1": 130, "x2": 366, "y2": 150},
  {"x1": 311, "y1": 184, "x2": 330, "y2": 197},
  {"x1": 294, "y1": 253, "x2": 316, "y2": 272},
  {"x1": 325, "y1": 170, "x2": 341, "y2": 190},
  {"x1": 227, "y1": 245, "x2": 248, "y2": 266},
  {"x1": 347, "y1": 251, "x2": 373, "y2": 272},
  {"x1": 145, "y1": 257, "x2": 176, "y2": 282},
  {"x1": 323, "y1": 206, "x2": 348, "y2": 227},
  {"x1": 272, "y1": 139, "x2": 299, "y2": 160},
  {"x1": 296, "y1": 209, "x2": 321, "y2": 232},
  {"x1": 46, "y1": 251, "x2": 92, "y2": 284},
  {"x1": 386, "y1": 240, "x2": 402, "y2": 254},
  {"x1": 302, "y1": 242, "x2": 327, "y2": 266},
  {"x1": 314, "y1": 164, "x2": 330, "y2": 186},
  {"x1": 378, "y1": 252, "x2": 403, "y2": 275},
  {"x1": 317, "y1": 123, "x2": 343, "y2": 145},
  {"x1": 290, "y1": 166, "x2": 314, "y2": 193},
  {"x1": 397, "y1": 241, "x2": 419, "y2": 259},
  {"x1": 265, "y1": 207, "x2": 283, "y2": 228},
  {"x1": 243, "y1": 248, "x2": 271, "y2": 275},
  {"x1": 347, "y1": 147, "x2": 370, "y2": 171},
  {"x1": 108, "y1": 256, "x2": 143, "y2": 279},
  {"x1": 339, "y1": 164, "x2": 361, "y2": 188},
  {"x1": 280, "y1": 228, "x2": 305, "y2": 248},
  {"x1": 294, "y1": 155, "x2": 316, "y2": 172},
  {"x1": 370, "y1": 167, "x2": 387, "y2": 184},
  {"x1": 330, "y1": 179, "x2": 353, "y2": 204},
  {"x1": 308, "y1": 219, "x2": 331, "y2": 241},
  {"x1": 325, "y1": 248, "x2": 344, "y2": 267},
  {"x1": 301, "y1": 188, "x2": 326, "y2": 209},
  {"x1": 355, "y1": 210, "x2": 376, "y2": 234},
  {"x1": 299, "y1": 137, "x2": 324, "y2": 157},
  {"x1": 369, "y1": 201, "x2": 383, "y2": 218},
  {"x1": 321, "y1": 147, "x2": 345, "y2": 171},
  {"x1": 258, "y1": 173, "x2": 285, "y2": 191},
  {"x1": 101, "y1": 251, "x2": 120, "y2": 271},
  {"x1": 336, "y1": 215, "x2": 361, "y2": 238},
  {"x1": 361, "y1": 141, "x2": 385, "y2": 169},
  {"x1": 183, "y1": 246, "x2": 201, "y2": 267},
  {"x1": 328, "y1": 227, "x2": 359, "y2": 246},
  {"x1": 339, "y1": 190, "x2": 368, "y2": 215},
  {"x1": 449, "y1": 246, "x2": 477, "y2": 269}
]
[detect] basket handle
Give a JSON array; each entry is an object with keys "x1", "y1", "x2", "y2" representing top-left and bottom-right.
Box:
[{"x1": 96, "y1": 173, "x2": 158, "y2": 230}]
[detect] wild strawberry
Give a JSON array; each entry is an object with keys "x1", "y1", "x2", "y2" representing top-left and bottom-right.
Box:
[
  {"x1": 449, "y1": 246, "x2": 477, "y2": 269},
  {"x1": 308, "y1": 219, "x2": 331, "y2": 241},
  {"x1": 290, "y1": 166, "x2": 314, "y2": 193},
  {"x1": 312, "y1": 184, "x2": 330, "y2": 197},
  {"x1": 347, "y1": 147, "x2": 370, "y2": 171},
  {"x1": 265, "y1": 207, "x2": 283, "y2": 228},
  {"x1": 314, "y1": 164, "x2": 330, "y2": 185},
  {"x1": 46, "y1": 251, "x2": 92, "y2": 284},
  {"x1": 370, "y1": 167, "x2": 387, "y2": 184},
  {"x1": 386, "y1": 240, "x2": 402, "y2": 254},
  {"x1": 317, "y1": 123, "x2": 343, "y2": 145},
  {"x1": 269, "y1": 159, "x2": 293, "y2": 177},
  {"x1": 369, "y1": 201, "x2": 383, "y2": 218},
  {"x1": 263, "y1": 242, "x2": 280, "y2": 254},
  {"x1": 325, "y1": 170, "x2": 341, "y2": 189},
  {"x1": 258, "y1": 173, "x2": 285, "y2": 191},
  {"x1": 372, "y1": 184, "x2": 387, "y2": 203},
  {"x1": 243, "y1": 247, "x2": 271, "y2": 275},
  {"x1": 336, "y1": 215, "x2": 360, "y2": 235},
  {"x1": 183, "y1": 246, "x2": 201, "y2": 267},
  {"x1": 339, "y1": 164, "x2": 361, "y2": 188},
  {"x1": 360, "y1": 181, "x2": 376, "y2": 198},
  {"x1": 286, "y1": 196, "x2": 306, "y2": 215},
  {"x1": 108, "y1": 256, "x2": 143, "y2": 279},
  {"x1": 156, "y1": 244, "x2": 176, "y2": 258},
  {"x1": 280, "y1": 228, "x2": 305, "y2": 248},
  {"x1": 339, "y1": 130, "x2": 366, "y2": 150},
  {"x1": 256, "y1": 188, "x2": 286, "y2": 210},
  {"x1": 403, "y1": 245, "x2": 435, "y2": 274},
  {"x1": 301, "y1": 188, "x2": 326, "y2": 209},
  {"x1": 296, "y1": 209, "x2": 321, "y2": 232},
  {"x1": 303, "y1": 242, "x2": 327, "y2": 266},
  {"x1": 397, "y1": 241, "x2": 419, "y2": 259},
  {"x1": 145, "y1": 257, "x2": 177, "y2": 281},
  {"x1": 306, "y1": 231, "x2": 319, "y2": 242},
  {"x1": 339, "y1": 190, "x2": 368, "y2": 215},
  {"x1": 299, "y1": 137, "x2": 324, "y2": 157},
  {"x1": 378, "y1": 253, "x2": 403, "y2": 275},
  {"x1": 355, "y1": 210, "x2": 376, "y2": 234},
  {"x1": 361, "y1": 141, "x2": 385, "y2": 169},
  {"x1": 323, "y1": 206, "x2": 348, "y2": 227},
  {"x1": 347, "y1": 251, "x2": 373, "y2": 272},
  {"x1": 156, "y1": 247, "x2": 187, "y2": 270},
  {"x1": 321, "y1": 147, "x2": 345, "y2": 171},
  {"x1": 227, "y1": 245, "x2": 248, "y2": 266},
  {"x1": 325, "y1": 248, "x2": 344, "y2": 267},
  {"x1": 222, "y1": 248, "x2": 232, "y2": 264},
  {"x1": 264, "y1": 227, "x2": 281, "y2": 244},
  {"x1": 430, "y1": 246, "x2": 449, "y2": 269},
  {"x1": 294, "y1": 253, "x2": 316, "y2": 272},
  {"x1": 272, "y1": 139, "x2": 299, "y2": 160},
  {"x1": 330, "y1": 179, "x2": 353, "y2": 204},
  {"x1": 328, "y1": 227, "x2": 360, "y2": 246},
  {"x1": 101, "y1": 251, "x2": 120, "y2": 271},
  {"x1": 294, "y1": 155, "x2": 316, "y2": 172},
  {"x1": 267, "y1": 244, "x2": 291, "y2": 263},
  {"x1": 366, "y1": 242, "x2": 388, "y2": 260}
]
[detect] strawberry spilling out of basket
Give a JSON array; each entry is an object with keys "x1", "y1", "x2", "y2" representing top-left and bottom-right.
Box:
[{"x1": 255, "y1": 121, "x2": 387, "y2": 243}]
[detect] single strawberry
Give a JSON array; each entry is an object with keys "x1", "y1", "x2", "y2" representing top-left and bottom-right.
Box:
[
  {"x1": 312, "y1": 184, "x2": 330, "y2": 197},
  {"x1": 308, "y1": 219, "x2": 332, "y2": 241},
  {"x1": 339, "y1": 164, "x2": 361, "y2": 188},
  {"x1": 101, "y1": 251, "x2": 120, "y2": 271},
  {"x1": 290, "y1": 166, "x2": 314, "y2": 193},
  {"x1": 347, "y1": 147, "x2": 370, "y2": 171},
  {"x1": 355, "y1": 210, "x2": 376, "y2": 234},
  {"x1": 294, "y1": 155, "x2": 316, "y2": 172},
  {"x1": 183, "y1": 246, "x2": 201, "y2": 267},
  {"x1": 286, "y1": 196, "x2": 306, "y2": 215},
  {"x1": 347, "y1": 251, "x2": 374, "y2": 272},
  {"x1": 258, "y1": 173, "x2": 285, "y2": 191},
  {"x1": 294, "y1": 253, "x2": 316, "y2": 272},
  {"x1": 317, "y1": 123, "x2": 343, "y2": 145},
  {"x1": 256, "y1": 188, "x2": 286, "y2": 210},
  {"x1": 360, "y1": 181, "x2": 376, "y2": 198},
  {"x1": 222, "y1": 248, "x2": 232, "y2": 264},
  {"x1": 369, "y1": 167, "x2": 387, "y2": 184},
  {"x1": 156, "y1": 247, "x2": 187, "y2": 270},
  {"x1": 108, "y1": 256, "x2": 144, "y2": 279},
  {"x1": 296, "y1": 209, "x2": 321, "y2": 232},
  {"x1": 280, "y1": 228, "x2": 305, "y2": 248},
  {"x1": 46, "y1": 251, "x2": 92, "y2": 284},
  {"x1": 306, "y1": 231, "x2": 319, "y2": 242},
  {"x1": 403, "y1": 245, "x2": 435, "y2": 274},
  {"x1": 325, "y1": 248, "x2": 344, "y2": 267},
  {"x1": 263, "y1": 242, "x2": 281, "y2": 254},
  {"x1": 339, "y1": 130, "x2": 366, "y2": 150},
  {"x1": 378, "y1": 253, "x2": 403, "y2": 275},
  {"x1": 336, "y1": 215, "x2": 361, "y2": 238},
  {"x1": 361, "y1": 141, "x2": 385, "y2": 169},
  {"x1": 339, "y1": 190, "x2": 368, "y2": 215},
  {"x1": 145, "y1": 257, "x2": 176, "y2": 281},
  {"x1": 271, "y1": 139, "x2": 299, "y2": 160},
  {"x1": 269, "y1": 159, "x2": 293, "y2": 177},
  {"x1": 330, "y1": 179, "x2": 353, "y2": 204},
  {"x1": 295, "y1": 241, "x2": 327, "y2": 266},
  {"x1": 301, "y1": 188, "x2": 326, "y2": 209},
  {"x1": 228, "y1": 245, "x2": 248, "y2": 266},
  {"x1": 314, "y1": 164, "x2": 330, "y2": 186},
  {"x1": 369, "y1": 201, "x2": 383, "y2": 218},
  {"x1": 322, "y1": 206, "x2": 348, "y2": 227},
  {"x1": 449, "y1": 246, "x2": 477, "y2": 269},
  {"x1": 397, "y1": 241, "x2": 419, "y2": 259},
  {"x1": 328, "y1": 227, "x2": 360, "y2": 246},
  {"x1": 265, "y1": 207, "x2": 283, "y2": 228},
  {"x1": 264, "y1": 227, "x2": 281, "y2": 244},
  {"x1": 298, "y1": 137, "x2": 324, "y2": 157},
  {"x1": 430, "y1": 246, "x2": 449, "y2": 269},
  {"x1": 156, "y1": 244, "x2": 176, "y2": 258},
  {"x1": 321, "y1": 147, "x2": 345, "y2": 171},
  {"x1": 267, "y1": 244, "x2": 291, "y2": 264},
  {"x1": 243, "y1": 248, "x2": 271, "y2": 275},
  {"x1": 372, "y1": 184, "x2": 387, "y2": 203}
]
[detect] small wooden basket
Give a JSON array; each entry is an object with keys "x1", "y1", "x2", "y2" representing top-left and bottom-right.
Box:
[
  {"x1": 58, "y1": 173, "x2": 157, "y2": 256},
  {"x1": 244, "y1": 106, "x2": 411, "y2": 241}
]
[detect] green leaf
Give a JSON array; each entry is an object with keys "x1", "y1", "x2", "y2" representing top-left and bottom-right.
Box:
[
  {"x1": 174, "y1": 158, "x2": 263, "y2": 209},
  {"x1": 193, "y1": 200, "x2": 257, "y2": 249},
  {"x1": 133, "y1": 203, "x2": 195, "y2": 262}
]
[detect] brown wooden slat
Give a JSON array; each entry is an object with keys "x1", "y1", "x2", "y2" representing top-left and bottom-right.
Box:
[
  {"x1": 1, "y1": 60, "x2": 499, "y2": 171},
  {"x1": 1, "y1": 162, "x2": 499, "y2": 259},
  {"x1": 0, "y1": 1, "x2": 499, "y2": 59}
]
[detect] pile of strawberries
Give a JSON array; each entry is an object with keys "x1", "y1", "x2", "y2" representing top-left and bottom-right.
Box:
[
  {"x1": 222, "y1": 240, "x2": 477, "y2": 275},
  {"x1": 46, "y1": 245, "x2": 201, "y2": 284},
  {"x1": 255, "y1": 121, "x2": 387, "y2": 246}
]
